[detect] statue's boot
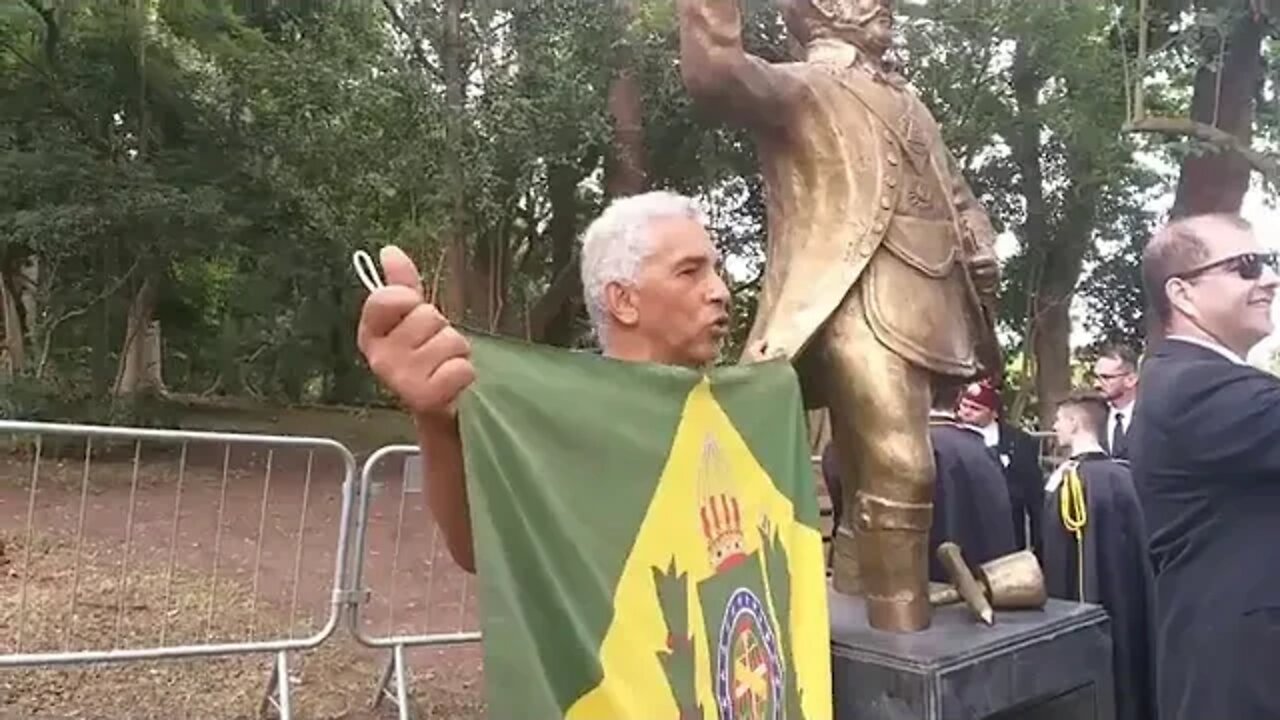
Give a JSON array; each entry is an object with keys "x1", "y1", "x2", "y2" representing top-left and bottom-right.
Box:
[
  {"x1": 830, "y1": 523, "x2": 863, "y2": 595},
  {"x1": 855, "y1": 493, "x2": 932, "y2": 632}
]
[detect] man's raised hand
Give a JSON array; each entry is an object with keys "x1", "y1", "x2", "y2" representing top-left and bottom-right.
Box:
[{"x1": 356, "y1": 246, "x2": 475, "y2": 418}]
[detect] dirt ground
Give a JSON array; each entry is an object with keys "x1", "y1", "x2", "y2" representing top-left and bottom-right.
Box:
[{"x1": 0, "y1": 400, "x2": 484, "y2": 719}]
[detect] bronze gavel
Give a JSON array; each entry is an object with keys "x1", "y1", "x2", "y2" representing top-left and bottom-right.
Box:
[{"x1": 933, "y1": 544, "x2": 1048, "y2": 625}]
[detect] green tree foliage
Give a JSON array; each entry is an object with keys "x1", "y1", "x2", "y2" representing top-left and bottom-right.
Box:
[
  {"x1": 901, "y1": 1, "x2": 1160, "y2": 424},
  {"x1": 0, "y1": 0, "x2": 1197, "y2": 428}
]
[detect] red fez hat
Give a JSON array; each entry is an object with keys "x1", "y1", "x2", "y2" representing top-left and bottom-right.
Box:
[{"x1": 961, "y1": 379, "x2": 1000, "y2": 413}]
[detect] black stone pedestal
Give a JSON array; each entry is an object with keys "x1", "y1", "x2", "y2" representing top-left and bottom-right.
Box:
[{"x1": 830, "y1": 590, "x2": 1114, "y2": 720}]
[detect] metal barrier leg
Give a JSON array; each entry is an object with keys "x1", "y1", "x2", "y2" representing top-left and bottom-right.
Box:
[
  {"x1": 394, "y1": 643, "x2": 410, "y2": 720},
  {"x1": 259, "y1": 650, "x2": 293, "y2": 720},
  {"x1": 276, "y1": 651, "x2": 293, "y2": 720},
  {"x1": 371, "y1": 643, "x2": 412, "y2": 720},
  {"x1": 372, "y1": 650, "x2": 394, "y2": 711}
]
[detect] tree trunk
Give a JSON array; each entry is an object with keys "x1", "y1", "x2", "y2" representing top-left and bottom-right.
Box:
[
  {"x1": 1031, "y1": 292, "x2": 1072, "y2": 427},
  {"x1": 1008, "y1": 42, "x2": 1049, "y2": 422},
  {"x1": 1171, "y1": 7, "x2": 1264, "y2": 218},
  {"x1": 325, "y1": 304, "x2": 363, "y2": 404},
  {"x1": 1036, "y1": 189, "x2": 1100, "y2": 426},
  {"x1": 523, "y1": 0, "x2": 649, "y2": 346},
  {"x1": 531, "y1": 163, "x2": 585, "y2": 346},
  {"x1": 440, "y1": 0, "x2": 469, "y2": 321},
  {"x1": 606, "y1": 70, "x2": 646, "y2": 197},
  {"x1": 606, "y1": 0, "x2": 647, "y2": 199},
  {"x1": 18, "y1": 256, "x2": 37, "y2": 341},
  {"x1": 464, "y1": 237, "x2": 500, "y2": 331},
  {"x1": 1, "y1": 268, "x2": 26, "y2": 377},
  {"x1": 113, "y1": 0, "x2": 164, "y2": 398},
  {"x1": 0, "y1": 254, "x2": 40, "y2": 378},
  {"x1": 113, "y1": 277, "x2": 165, "y2": 397},
  {"x1": 1009, "y1": 41, "x2": 1106, "y2": 427},
  {"x1": 91, "y1": 246, "x2": 113, "y2": 395}
]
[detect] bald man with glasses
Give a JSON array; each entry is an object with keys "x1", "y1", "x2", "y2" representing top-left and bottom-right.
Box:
[{"x1": 1129, "y1": 213, "x2": 1280, "y2": 720}]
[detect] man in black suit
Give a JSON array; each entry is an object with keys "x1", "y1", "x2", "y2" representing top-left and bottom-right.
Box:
[
  {"x1": 956, "y1": 379, "x2": 1045, "y2": 556},
  {"x1": 1131, "y1": 213, "x2": 1280, "y2": 720},
  {"x1": 928, "y1": 383, "x2": 1017, "y2": 583},
  {"x1": 1092, "y1": 344, "x2": 1139, "y2": 459}
]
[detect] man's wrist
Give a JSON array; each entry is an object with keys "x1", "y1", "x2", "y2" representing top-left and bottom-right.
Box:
[{"x1": 413, "y1": 410, "x2": 458, "y2": 437}]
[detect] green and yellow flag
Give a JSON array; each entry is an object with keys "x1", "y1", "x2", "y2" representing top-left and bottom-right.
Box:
[{"x1": 458, "y1": 333, "x2": 832, "y2": 719}]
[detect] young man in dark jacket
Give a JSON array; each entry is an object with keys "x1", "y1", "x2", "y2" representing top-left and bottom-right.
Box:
[{"x1": 1043, "y1": 390, "x2": 1155, "y2": 720}]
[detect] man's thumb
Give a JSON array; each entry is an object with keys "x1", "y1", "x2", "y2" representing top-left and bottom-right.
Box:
[{"x1": 380, "y1": 245, "x2": 424, "y2": 293}]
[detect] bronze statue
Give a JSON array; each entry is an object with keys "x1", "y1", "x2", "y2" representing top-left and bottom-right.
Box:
[{"x1": 677, "y1": 0, "x2": 1002, "y2": 632}]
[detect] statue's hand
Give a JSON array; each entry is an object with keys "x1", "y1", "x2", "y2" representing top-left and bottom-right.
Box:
[{"x1": 967, "y1": 255, "x2": 1000, "y2": 297}]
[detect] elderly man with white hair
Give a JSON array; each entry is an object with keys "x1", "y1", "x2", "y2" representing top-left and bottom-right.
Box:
[{"x1": 355, "y1": 190, "x2": 731, "y2": 572}]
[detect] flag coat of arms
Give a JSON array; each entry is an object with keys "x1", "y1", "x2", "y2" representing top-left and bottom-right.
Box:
[{"x1": 457, "y1": 333, "x2": 833, "y2": 719}]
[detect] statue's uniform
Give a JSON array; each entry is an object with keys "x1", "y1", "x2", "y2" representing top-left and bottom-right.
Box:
[{"x1": 680, "y1": 0, "x2": 1000, "y2": 630}]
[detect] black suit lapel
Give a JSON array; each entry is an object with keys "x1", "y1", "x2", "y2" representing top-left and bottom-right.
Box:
[{"x1": 997, "y1": 423, "x2": 1018, "y2": 457}]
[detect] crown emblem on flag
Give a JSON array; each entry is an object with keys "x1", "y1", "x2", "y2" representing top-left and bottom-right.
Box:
[{"x1": 698, "y1": 436, "x2": 747, "y2": 572}]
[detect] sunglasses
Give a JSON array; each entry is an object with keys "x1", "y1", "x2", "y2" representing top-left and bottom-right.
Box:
[{"x1": 1173, "y1": 252, "x2": 1279, "y2": 281}]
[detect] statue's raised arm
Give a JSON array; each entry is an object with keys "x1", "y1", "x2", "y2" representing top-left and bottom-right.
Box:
[
  {"x1": 673, "y1": 0, "x2": 1008, "y2": 635},
  {"x1": 677, "y1": 0, "x2": 799, "y2": 129}
]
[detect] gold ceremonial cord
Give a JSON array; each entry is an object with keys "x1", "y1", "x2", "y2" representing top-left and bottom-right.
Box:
[{"x1": 1058, "y1": 462, "x2": 1087, "y2": 601}]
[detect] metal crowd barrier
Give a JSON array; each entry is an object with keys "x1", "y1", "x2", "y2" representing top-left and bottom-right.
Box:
[
  {"x1": 348, "y1": 444, "x2": 482, "y2": 720},
  {"x1": 0, "y1": 420, "x2": 358, "y2": 719}
]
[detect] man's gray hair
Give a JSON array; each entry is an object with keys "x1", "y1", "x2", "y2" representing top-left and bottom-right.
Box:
[{"x1": 579, "y1": 190, "x2": 708, "y2": 340}]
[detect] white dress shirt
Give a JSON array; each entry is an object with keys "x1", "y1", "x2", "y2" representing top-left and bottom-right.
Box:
[
  {"x1": 979, "y1": 421, "x2": 999, "y2": 448},
  {"x1": 1107, "y1": 399, "x2": 1134, "y2": 453}
]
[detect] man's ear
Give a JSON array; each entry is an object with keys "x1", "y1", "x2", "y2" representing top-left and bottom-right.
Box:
[
  {"x1": 604, "y1": 281, "x2": 639, "y2": 328},
  {"x1": 1165, "y1": 277, "x2": 1198, "y2": 321}
]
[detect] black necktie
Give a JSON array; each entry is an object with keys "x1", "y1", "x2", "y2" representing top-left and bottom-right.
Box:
[{"x1": 1111, "y1": 412, "x2": 1126, "y2": 455}]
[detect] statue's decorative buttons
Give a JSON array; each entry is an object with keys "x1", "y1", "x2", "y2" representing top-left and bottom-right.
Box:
[
  {"x1": 873, "y1": 221, "x2": 885, "y2": 233},
  {"x1": 888, "y1": 153, "x2": 900, "y2": 166}
]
